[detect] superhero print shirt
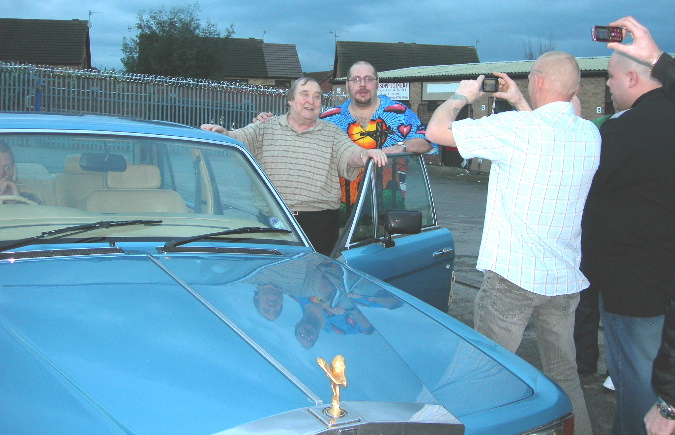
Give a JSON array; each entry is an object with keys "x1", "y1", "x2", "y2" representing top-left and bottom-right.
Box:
[
  {"x1": 320, "y1": 94, "x2": 438, "y2": 152},
  {"x1": 320, "y1": 95, "x2": 438, "y2": 213}
]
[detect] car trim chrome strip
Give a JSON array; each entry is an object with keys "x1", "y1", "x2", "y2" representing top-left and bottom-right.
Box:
[
  {"x1": 159, "y1": 246, "x2": 284, "y2": 255},
  {"x1": 0, "y1": 247, "x2": 125, "y2": 261},
  {"x1": 147, "y1": 255, "x2": 324, "y2": 405}
]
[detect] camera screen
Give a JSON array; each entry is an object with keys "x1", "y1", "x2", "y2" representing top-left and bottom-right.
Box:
[
  {"x1": 596, "y1": 28, "x2": 610, "y2": 40},
  {"x1": 482, "y1": 78, "x2": 498, "y2": 92}
]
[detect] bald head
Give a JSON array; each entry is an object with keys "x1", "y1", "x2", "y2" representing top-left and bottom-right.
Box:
[
  {"x1": 607, "y1": 51, "x2": 662, "y2": 111},
  {"x1": 529, "y1": 51, "x2": 580, "y2": 106},
  {"x1": 348, "y1": 61, "x2": 378, "y2": 79},
  {"x1": 609, "y1": 51, "x2": 652, "y2": 79}
]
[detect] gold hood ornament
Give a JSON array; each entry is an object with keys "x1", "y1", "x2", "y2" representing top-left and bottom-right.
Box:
[{"x1": 317, "y1": 355, "x2": 347, "y2": 418}]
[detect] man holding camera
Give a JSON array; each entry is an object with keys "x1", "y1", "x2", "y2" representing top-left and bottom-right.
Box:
[
  {"x1": 584, "y1": 16, "x2": 675, "y2": 435},
  {"x1": 427, "y1": 51, "x2": 600, "y2": 435}
]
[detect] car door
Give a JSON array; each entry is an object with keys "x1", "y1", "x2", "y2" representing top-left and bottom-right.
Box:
[{"x1": 333, "y1": 154, "x2": 455, "y2": 312}]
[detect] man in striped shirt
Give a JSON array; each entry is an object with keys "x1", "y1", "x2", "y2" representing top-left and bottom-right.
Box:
[
  {"x1": 427, "y1": 51, "x2": 601, "y2": 435},
  {"x1": 201, "y1": 77, "x2": 387, "y2": 256}
]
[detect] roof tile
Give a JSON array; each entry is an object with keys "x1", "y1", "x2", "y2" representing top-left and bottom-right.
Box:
[
  {"x1": 335, "y1": 41, "x2": 479, "y2": 77},
  {"x1": 0, "y1": 18, "x2": 90, "y2": 67}
]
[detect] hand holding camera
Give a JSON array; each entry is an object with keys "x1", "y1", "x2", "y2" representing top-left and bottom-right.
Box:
[
  {"x1": 605, "y1": 16, "x2": 664, "y2": 67},
  {"x1": 490, "y1": 73, "x2": 532, "y2": 111}
]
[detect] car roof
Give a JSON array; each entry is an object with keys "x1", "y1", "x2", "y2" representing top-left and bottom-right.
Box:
[{"x1": 0, "y1": 112, "x2": 241, "y2": 144}]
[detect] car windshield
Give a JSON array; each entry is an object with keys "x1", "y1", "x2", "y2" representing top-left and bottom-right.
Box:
[{"x1": 0, "y1": 132, "x2": 303, "y2": 248}]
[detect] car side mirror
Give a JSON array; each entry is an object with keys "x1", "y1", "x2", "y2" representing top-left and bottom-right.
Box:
[{"x1": 382, "y1": 210, "x2": 422, "y2": 248}]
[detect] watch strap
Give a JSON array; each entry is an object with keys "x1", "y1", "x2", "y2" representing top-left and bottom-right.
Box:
[{"x1": 657, "y1": 397, "x2": 675, "y2": 420}]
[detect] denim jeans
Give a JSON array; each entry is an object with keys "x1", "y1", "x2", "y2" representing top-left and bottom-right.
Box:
[
  {"x1": 600, "y1": 298, "x2": 664, "y2": 435},
  {"x1": 474, "y1": 270, "x2": 593, "y2": 435}
]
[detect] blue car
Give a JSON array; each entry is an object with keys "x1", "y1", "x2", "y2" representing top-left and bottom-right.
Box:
[{"x1": 0, "y1": 112, "x2": 573, "y2": 435}]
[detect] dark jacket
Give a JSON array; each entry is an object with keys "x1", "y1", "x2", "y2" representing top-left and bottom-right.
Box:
[
  {"x1": 652, "y1": 53, "x2": 675, "y2": 406},
  {"x1": 581, "y1": 88, "x2": 675, "y2": 317},
  {"x1": 652, "y1": 53, "x2": 675, "y2": 102}
]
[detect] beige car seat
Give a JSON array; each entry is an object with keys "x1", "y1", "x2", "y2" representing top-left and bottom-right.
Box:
[
  {"x1": 54, "y1": 154, "x2": 106, "y2": 209},
  {"x1": 83, "y1": 164, "x2": 187, "y2": 213}
]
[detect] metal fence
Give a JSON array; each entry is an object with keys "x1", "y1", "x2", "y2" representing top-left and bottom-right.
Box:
[{"x1": 0, "y1": 63, "x2": 347, "y2": 129}]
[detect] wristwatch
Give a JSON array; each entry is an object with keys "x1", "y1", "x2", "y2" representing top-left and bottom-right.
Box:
[
  {"x1": 657, "y1": 397, "x2": 675, "y2": 420},
  {"x1": 397, "y1": 141, "x2": 407, "y2": 152}
]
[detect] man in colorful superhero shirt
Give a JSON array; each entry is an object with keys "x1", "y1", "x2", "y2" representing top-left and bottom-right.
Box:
[{"x1": 319, "y1": 61, "x2": 438, "y2": 220}]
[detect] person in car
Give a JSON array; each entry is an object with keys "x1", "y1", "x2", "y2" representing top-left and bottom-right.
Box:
[{"x1": 0, "y1": 140, "x2": 20, "y2": 199}]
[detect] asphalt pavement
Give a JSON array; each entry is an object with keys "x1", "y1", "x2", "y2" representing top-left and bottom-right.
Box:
[{"x1": 426, "y1": 164, "x2": 615, "y2": 435}]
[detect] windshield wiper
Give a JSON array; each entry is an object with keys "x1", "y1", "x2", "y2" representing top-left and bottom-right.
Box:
[
  {"x1": 163, "y1": 226, "x2": 292, "y2": 250},
  {"x1": 0, "y1": 220, "x2": 163, "y2": 253}
]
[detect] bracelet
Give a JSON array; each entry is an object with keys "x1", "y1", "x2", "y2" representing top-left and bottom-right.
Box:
[
  {"x1": 650, "y1": 51, "x2": 665, "y2": 77},
  {"x1": 397, "y1": 141, "x2": 407, "y2": 152}
]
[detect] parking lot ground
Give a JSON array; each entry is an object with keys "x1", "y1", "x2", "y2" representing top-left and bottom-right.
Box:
[{"x1": 427, "y1": 163, "x2": 615, "y2": 435}]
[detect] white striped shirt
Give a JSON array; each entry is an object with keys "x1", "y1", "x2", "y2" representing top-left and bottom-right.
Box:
[
  {"x1": 229, "y1": 114, "x2": 360, "y2": 211},
  {"x1": 453, "y1": 102, "x2": 601, "y2": 295}
]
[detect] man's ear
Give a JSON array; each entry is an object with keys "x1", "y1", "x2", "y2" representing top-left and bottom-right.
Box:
[
  {"x1": 627, "y1": 70, "x2": 639, "y2": 89},
  {"x1": 531, "y1": 74, "x2": 543, "y2": 96}
]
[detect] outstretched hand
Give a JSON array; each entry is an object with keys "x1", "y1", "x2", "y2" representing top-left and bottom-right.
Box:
[
  {"x1": 252, "y1": 112, "x2": 275, "y2": 124},
  {"x1": 200, "y1": 124, "x2": 227, "y2": 134},
  {"x1": 608, "y1": 16, "x2": 663, "y2": 65}
]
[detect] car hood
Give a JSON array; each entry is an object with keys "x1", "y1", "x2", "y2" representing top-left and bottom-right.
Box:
[{"x1": 1, "y1": 250, "x2": 535, "y2": 435}]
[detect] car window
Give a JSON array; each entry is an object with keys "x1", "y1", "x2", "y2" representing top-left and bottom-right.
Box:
[
  {"x1": 376, "y1": 156, "x2": 435, "y2": 234},
  {"x1": 350, "y1": 177, "x2": 375, "y2": 244},
  {"x1": 0, "y1": 132, "x2": 302, "y2": 246},
  {"x1": 347, "y1": 154, "x2": 436, "y2": 246}
]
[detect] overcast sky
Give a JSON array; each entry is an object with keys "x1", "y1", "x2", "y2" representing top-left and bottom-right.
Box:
[{"x1": 2, "y1": 0, "x2": 674, "y2": 73}]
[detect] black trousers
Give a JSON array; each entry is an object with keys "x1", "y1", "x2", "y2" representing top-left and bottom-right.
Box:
[
  {"x1": 294, "y1": 209, "x2": 339, "y2": 257},
  {"x1": 574, "y1": 285, "x2": 600, "y2": 374}
]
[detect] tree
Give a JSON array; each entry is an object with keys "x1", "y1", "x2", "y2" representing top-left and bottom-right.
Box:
[
  {"x1": 122, "y1": 3, "x2": 234, "y2": 79},
  {"x1": 523, "y1": 34, "x2": 557, "y2": 60}
]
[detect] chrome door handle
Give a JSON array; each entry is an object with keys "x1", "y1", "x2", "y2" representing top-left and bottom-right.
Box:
[{"x1": 433, "y1": 248, "x2": 454, "y2": 258}]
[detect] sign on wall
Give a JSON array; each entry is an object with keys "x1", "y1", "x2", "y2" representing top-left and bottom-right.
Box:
[{"x1": 378, "y1": 82, "x2": 409, "y2": 100}]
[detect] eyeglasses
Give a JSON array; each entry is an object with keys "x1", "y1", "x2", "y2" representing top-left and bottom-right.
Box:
[{"x1": 347, "y1": 76, "x2": 377, "y2": 84}]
